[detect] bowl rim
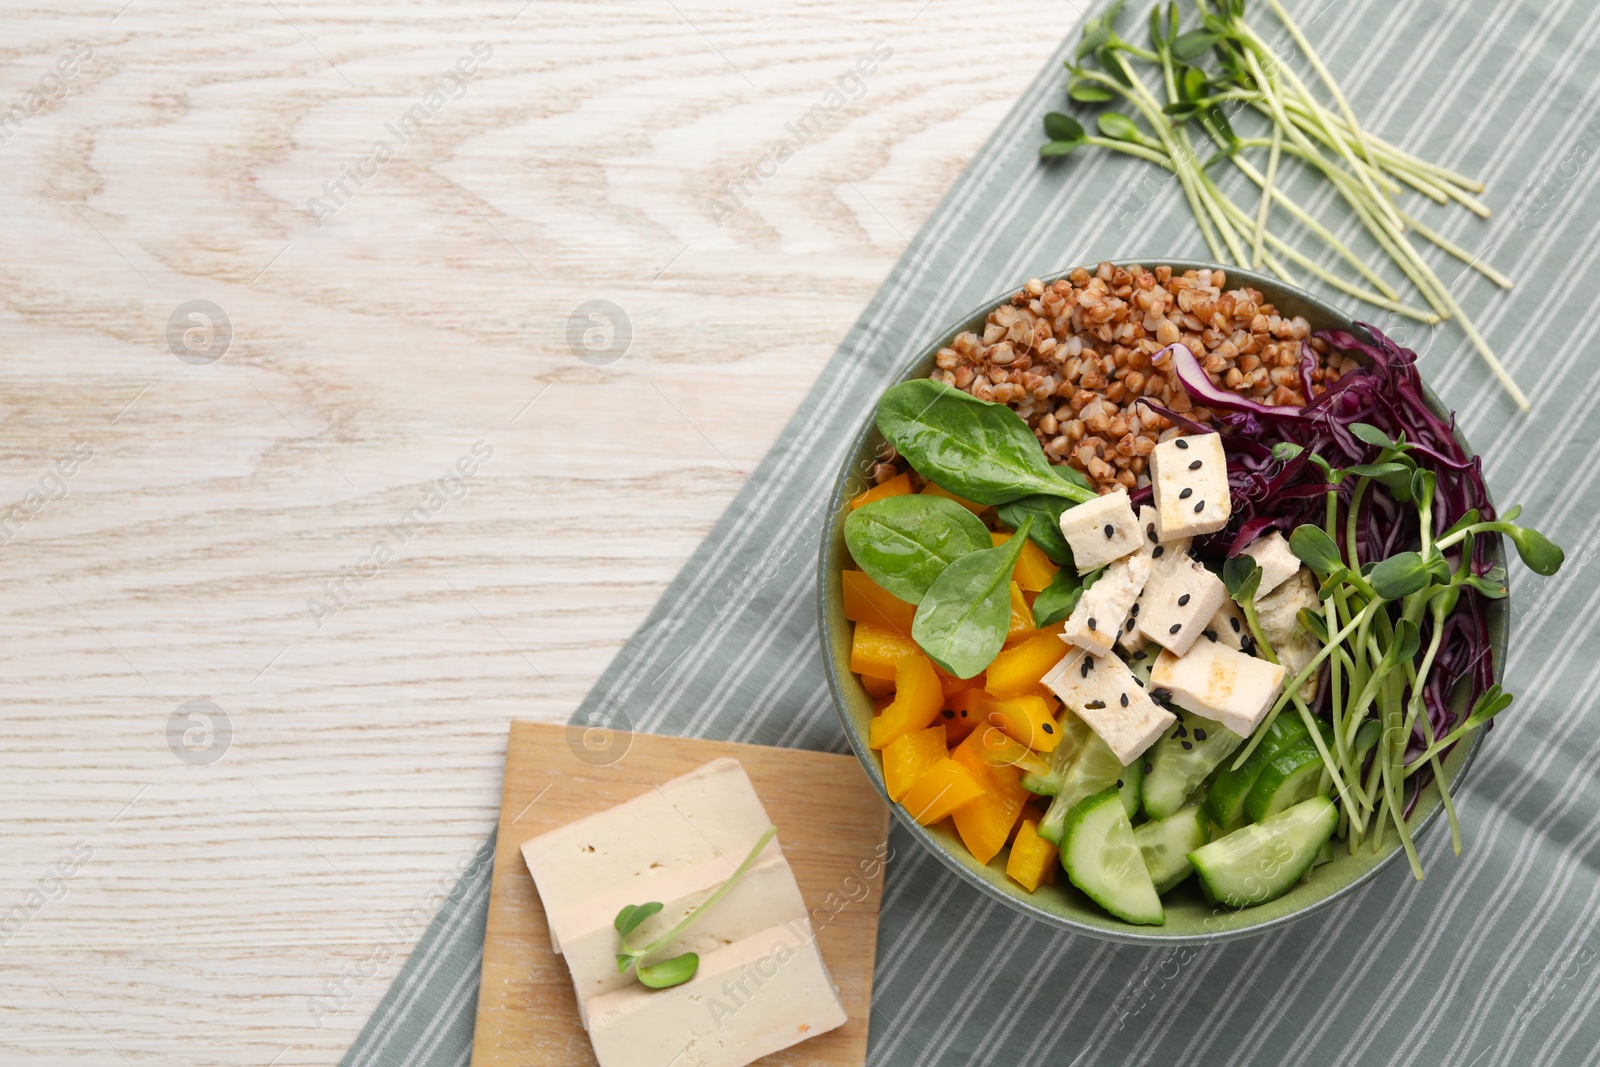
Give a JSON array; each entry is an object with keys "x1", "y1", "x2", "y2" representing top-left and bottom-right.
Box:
[{"x1": 816, "y1": 258, "x2": 1496, "y2": 946}]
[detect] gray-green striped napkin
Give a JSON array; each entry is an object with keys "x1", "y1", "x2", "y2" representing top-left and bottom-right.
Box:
[{"x1": 344, "y1": 0, "x2": 1600, "y2": 1062}]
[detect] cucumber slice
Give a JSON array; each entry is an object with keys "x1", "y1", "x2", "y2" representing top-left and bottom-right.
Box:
[
  {"x1": 1037, "y1": 733, "x2": 1125, "y2": 844},
  {"x1": 1141, "y1": 711, "x2": 1242, "y2": 820},
  {"x1": 1243, "y1": 738, "x2": 1328, "y2": 823},
  {"x1": 1020, "y1": 715, "x2": 1091, "y2": 796},
  {"x1": 1133, "y1": 805, "x2": 1208, "y2": 894},
  {"x1": 1204, "y1": 715, "x2": 1309, "y2": 831},
  {"x1": 1188, "y1": 796, "x2": 1338, "y2": 909},
  {"x1": 1118, "y1": 756, "x2": 1145, "y2": 820},
  {"x1": 1061, "y1": 788, "x2": 1164, "y2": 925}
]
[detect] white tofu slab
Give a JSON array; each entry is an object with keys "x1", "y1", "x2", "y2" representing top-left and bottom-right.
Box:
[
  {"x1": 1256, "y1": 567, "x2": 1322, "y2": 702},
  {"x1": 520, "y1": 758, "x2": 777, "y2": 954},
  {"x1": 1118, "y1": 506, "x2": 1193, "y2": 653},
  {"x1": 1062, "y1": 547, "x2": 1152, "y2": 658},
  {"x1": 562, "y1": 853, "x2": 807, "y2": 1029},
  {"x1": 1150, "y1": 642, "x2": 1286, "y2": 737},
  {"x1": 1041, "y1": 647, "x2": 1175, "y2": 765},
  {"x1": 1150, "y1": 433, "x2": 1231, "y2": 540},
  {"x1": 585, "y1": 918, "x2": 847, "y2": 1067},
  {"x1": 1058, "y1": 488, "x2": 1142, "y2": 574},
  {"x1": 1208, "y1": 599, "x2": 1250, "y2": 651},
  {"x1": 1138, "y1": 557, "x2": 1229, "y2": 657},
  {"x1": 1243, "y1": 530, "x2": 1300, "y2": 598}
]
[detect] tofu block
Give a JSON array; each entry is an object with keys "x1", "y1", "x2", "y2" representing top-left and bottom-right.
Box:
[
  {"x1": 520, "y1": 758, "x2": 777, "y2": 953},
  {"x1": 1138, "y1": 557, "x2": 1229, "y2": 657},
  {"x1": 1150, "y1": 642, "x2": 1286, "y2": 737},
  {"x1": 561, "y1": 853, "x2": 807, "y2": 1028},
  {"x1": 1150, "y1": 433, "x2": 1231, "y2": 540},
  {"x1": 1256, "y1": 567, "x2": 1322, "y2": 702},
  {"x1": 1243, "y1": 530, "x2": 1300, "y2": 598},
  {"x1": 1041, "y1": 647, "x2": 1175, "y2": 765},
  {"x1": 585, "y1": 919, "x2": 847, "y2": 1067},
  {"x1": 1063, "y1": 548, "x2": 1152, "y2": 657},
  {"x1": 1118, "y1": 507, "x2": 1193, "y2": 653},
  {"x1": 1058, "y1": 488, "x2": 1141, "y2": 574},
  {"x1": 1208, "y1": 599, "x2": 1250, "y2": 652}
]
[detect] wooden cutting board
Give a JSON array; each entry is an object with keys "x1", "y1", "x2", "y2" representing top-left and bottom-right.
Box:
[{"x1": 470, "y1": 722, "x2": 891, "y2": 1067}]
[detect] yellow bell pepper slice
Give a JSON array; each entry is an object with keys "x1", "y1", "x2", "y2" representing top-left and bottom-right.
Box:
[
  {"x1": 921, "y1": 481, "x2": 988, "y2": 516},
  {"x1": 950, "y1": 730, "x2": 1030, "y2": 865},
  {"x1": 868, "y1": 651, "x2": 943, "y2": 750},
  {"x1": 1003, "y1": 582, "x2": 1037, "y2": 645},
  {"x1": 849, "y1": 622, "x2": 919, "y2": 681},
  {"x1": 981, "y1": 692, "x2": 1062, "y2": 753},
  {"x1": 900, "y1": 757, "x2": 985, "y2": 825},
  {"x1": 990, "y1": 531, "x2": 1062, "y2": 593},
  {"x1": 882, "y1": 724, "x2": 947, "y2": 803},
  {"x1": 985, "y1": 630, "x2": 1072, "y2": 697},
  {"x1": 841, "y1": 570, "x2": 917, "y2": 637},
  {"x1": 850, "y1": 472, "x2": 912, "y2": 510},
  {"x1": 1006, "y1": 817, "x2": 1060, "y2": 892}
]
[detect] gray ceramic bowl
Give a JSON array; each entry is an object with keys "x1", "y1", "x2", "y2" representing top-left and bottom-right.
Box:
[{"x1": 818, "y1": 260, "x2": 1505, "y2": 945}]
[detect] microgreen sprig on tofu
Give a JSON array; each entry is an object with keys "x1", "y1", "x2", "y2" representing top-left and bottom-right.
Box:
[{"x1": 613, "y1": 825, "x2": 777, "y2": 990}]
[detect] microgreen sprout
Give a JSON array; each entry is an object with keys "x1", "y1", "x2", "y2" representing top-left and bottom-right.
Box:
[{"x1": 613, "y1": 825, "x2": 777, "y2": 990}]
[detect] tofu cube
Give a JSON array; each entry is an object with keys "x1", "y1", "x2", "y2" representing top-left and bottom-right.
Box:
[
  {"x1": 1138, "y1": 557, "x2": 1229, "y2": 657},
  {"x1": 1058, "y1": 488, "x2": 1142, "y2": 574},
  {"x1": 1243, "y1": 530, "x2": 1300, "y2": 598},
  {"x1": 1063, "y1": 547, "x2": 1152, "y2": 657},
  {"x1": 1041, "y1": 647, "x2": 1175, "y2": 765},
  {"x1": 1118, "y1": 506, "x2": 1193, "y2": 653},
  {"x1": 1256, "y1": 566, "x2": 1322, "y2": 702},
  {"x1": 585, "y1": 918, "x2": 847, "y2": 1067},
  {"x1": 1150, "y1": 642, "x2": 1286, "y2": 737},
  {"x1": 1208, "y1": 599, "x2": 1250, "y2": 651},
  {"x1": 1151, "y1": 433, "x2": 1231, "y2": 540}
]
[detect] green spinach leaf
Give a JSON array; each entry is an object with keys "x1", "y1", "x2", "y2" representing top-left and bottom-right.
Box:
[
  {"x1": 844, "y1": 495, "x2": 992, "y2": 604},
  {"x1": 876, "y1": 380, "x2": 1097, "y2": 506},
  {"x1": 995, "y1": 465, "x2": 1094, "y2": 566},
  {"x1": 1032, "y1": 565, "x2": 1102, "y2": 627},
  {"x1": 912, "y1": 517, "x2": 1033, "y2": 678}
]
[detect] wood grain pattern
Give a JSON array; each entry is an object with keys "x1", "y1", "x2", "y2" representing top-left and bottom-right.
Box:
[
  {"x1": 0, "y1": 1, "x2": 1074, "y2": 1063},
  {"x1": 473, "y1": 722, "x2": 890, "y2": 1067}
]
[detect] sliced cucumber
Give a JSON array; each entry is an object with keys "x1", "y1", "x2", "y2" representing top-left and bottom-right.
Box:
[
  {"x1": 1204, "y1": 715, "x2": 1309, "y2": 832},
  {"x1": 1133, "y1": 805, "x2": 1208, "y2": 894},
  {"x1": 1020, "y1": 714, "x2": 1091, "y2": 796},
  {"x1": 1188, "y1": 796, "x2": 1338, "y2": 909},
  {"x1": 1118, "y1": 756, "x2": 1145, "y2": 820},
  {"x1": 1061, "y1": 787, "x2": 1164, "y2": 925},
  {"x1": 1037, "y1": 732, "x2": 1125, "y2": 844},
  {"x1": 1141, "y1": 711, "x2": 1242, "y2": 820},
  {"x1": 1243, "y1": 738, "x2": 1328, "y2": 823}
]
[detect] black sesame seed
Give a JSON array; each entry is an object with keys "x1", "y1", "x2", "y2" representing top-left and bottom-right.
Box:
[
  {"x1": 1152, "y1": 687, "x2": 1172, "y2": 702},
  {"x1": 1042, "y1": 722, "x2": 1055, "y2": 734},
  {"x1": 942, "y1": 709, "x2": 955, "y2": 719},
  {"x1": 1229, "y1": 616, "x2": 1241, "y2": 632},
  {"x1": 1188, "y1": 459, "x2": 1202, "y2": 470},
  {"x1": 1120, "y1": 692, "x2": 1129, "y2": 707},
  {"x1": 1178, "y1": 593, "x2": 1191, "y2": 606},
  {"x1": 1116, "y1": 779, "x2": 1124, "y2": 789},
  {"x1": 1130, "y1": 603, "x2": 1140, "y2": 617},
  {"x1": 1085, "y1": 699, "x2": 1106, "y2": 710},
  {"x1": 1193, "y1": 500, "x2": 1205, "y2": 513},
  {"x1": 1081, "y1": 658, "x2": 1093, "y2": 678},
  {"x1": 1133, "y1": 676, "x2": 1145, "y2": 687},
  {"x1": 1146, "y1": 524, "x2": 1159, "y2": 544},
  {"x1": 1194, "y1": 728, "x2": 1207, "y2": 741},
  {"x1": 1181, "y1": 740, "x2": 1193, "y2": 750},
  {"x1": 960, "y1": 709, "x2": 968, "y2": 718},
  {"x1": 1175, "y1": 438, "x2": 1190, "y2": 450},
  {"x1": 1152, "y1": 545, "x2": 1165, "y2": 558},
  {"x1": 1203, "y1": 629, "x2": 1217, "y2": 642},
  {"x1": 1088, "y1": 617, "x2": 1098, "y2": 631},
  {"x1": 1175, "y1": 724, "x2": 1187, "y2": 737},
  {"x1": 1179, "y1": 487, "x2": 1193, "y2": 500},
  {"x1": 1126, "y1": 619, "x2": 1137, "y2": 633},
  {"x1": 1169, "y1": 623, "x2": 1181, "y2": 634},
  {"x1": 1103, "y1": 523, "x2": 1114, "y2": 538},
  {"x1": 1144, "y1": 762, "x2": 1153, "y2": 776}
]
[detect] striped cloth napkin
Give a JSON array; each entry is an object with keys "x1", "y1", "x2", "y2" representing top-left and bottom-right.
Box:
[{"x1": 343, "y1": 0, "x2": 1600, "y2": 1062}]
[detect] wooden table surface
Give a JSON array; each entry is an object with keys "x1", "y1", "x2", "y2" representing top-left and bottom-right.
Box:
[{"x1": 0, "y1": 3, "x2": 1073, "y2": 1063}]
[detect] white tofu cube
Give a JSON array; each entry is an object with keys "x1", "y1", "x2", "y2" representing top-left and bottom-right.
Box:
[
  {"x1": 585, "y1": 918, "x2": 847, "y2": 1067},
  {"x1": 1150, "y1": 643, "x2": 1286, "y2": 737},
  {"x1": 1256, "y1": 567, "x2": 1322, "y2": 702},
  {"x1": 1138, "y1": 557, "x2": 1229, "y2": 657},
  {"x1": 559, "y1": 853, "x2": 807, "y2": 1029},
  {"x1": 1151, "y1": 433, "x2": 1231, "y2": 540},
  {"x1": 1058, "y1": 488, "x2": 1142, "y2": 574},
  {"x1": 1041, "y1": 647, "x2": 1175, "y2": 765},
  {"x1": 1063, "y1": 547, "x2": 1152, "y2": 658},
  {"x1": 1243, "y1": 530, "x2": 1300, "y2": 598},
  {"x1": 1208, "y1": 599, "x2": 1250, "y2": 652},
  {"x1": 1118, "y1": 507, "x2": 1193, "y2": 653},
  {"x1": 520, "y1": 759, "x2": 778, "y2": 954}
]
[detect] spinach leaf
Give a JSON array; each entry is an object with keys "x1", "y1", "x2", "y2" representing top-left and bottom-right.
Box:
[
  {"x1": 995, "y1": 466, "x2": 1095, "y2": 566},
  {"x1": 912, "y1": 517, "x2": 1033, "y2": 678},
  {"x1": 876, "y1": 380, "x2": 1097, "y2": 506},
  {"x1": 844, "y1": 495, "x2": 992, "y2": 604},
  {"x1": 1032, "y1": 565, "x2": 1102, "y2": 628}
]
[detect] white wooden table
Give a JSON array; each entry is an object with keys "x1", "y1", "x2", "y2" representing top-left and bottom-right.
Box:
[{"x1": 0, "y1": 2, "x2": 1073, "y2": 1063}]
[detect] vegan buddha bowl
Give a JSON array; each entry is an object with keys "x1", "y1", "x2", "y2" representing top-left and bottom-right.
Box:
[{"x1": 819, "y1": 261, "x2": 1561, "y2": 944}]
